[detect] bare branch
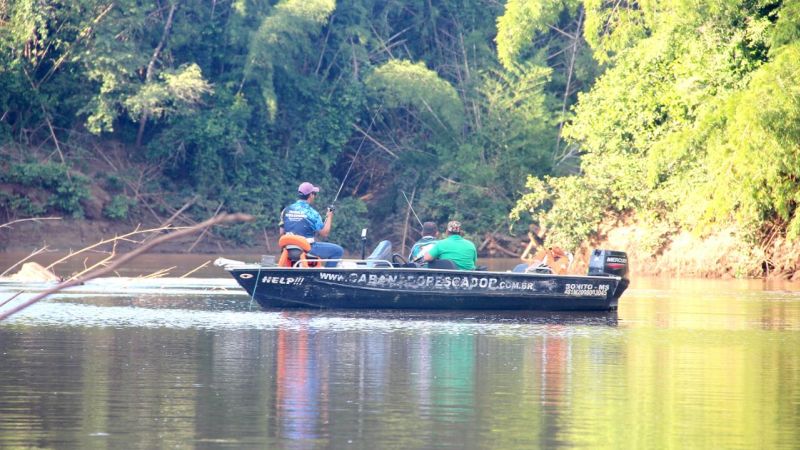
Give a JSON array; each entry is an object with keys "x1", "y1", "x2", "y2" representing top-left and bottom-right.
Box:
[
  {"x1": 0, "y1": 213, "x2": 254, "y2": 321},
  {"x1": 0, "y1": 217, "x2": 62, "y2": 230},
  {"x1": 0, "y1": 246, "x2": 50, "y2": 278},
  {"x1": 137, "y1": 2, "x2": 178, "y2": 147},
  {"x1": 352, "y1": 124, "x2": 398, "y2": 159}
]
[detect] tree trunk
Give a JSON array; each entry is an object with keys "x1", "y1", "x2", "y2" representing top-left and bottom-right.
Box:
[{"x1": 136, "y1": 3, "x2": 178, "y2": 147}]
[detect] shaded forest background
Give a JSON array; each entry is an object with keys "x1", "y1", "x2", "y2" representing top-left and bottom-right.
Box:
[{"x1": 1, "y1": 0, "x2": 799, "y2": 277}]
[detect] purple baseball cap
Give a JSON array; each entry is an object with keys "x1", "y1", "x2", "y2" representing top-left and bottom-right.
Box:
[{"x1": 298, "y1": 182, "x2": 320, "y2": 195}]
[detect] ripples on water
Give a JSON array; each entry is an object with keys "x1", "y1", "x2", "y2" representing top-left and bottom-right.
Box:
[
  {"x1": 3, "y1": 277, "x2": 618, "y2": 335},
  {"x1": 1, "y1": 277, "x2": 799, "y2": 449}
]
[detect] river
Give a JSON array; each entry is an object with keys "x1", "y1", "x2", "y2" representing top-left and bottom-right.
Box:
[{"x1": 0, "y1": 254, "x2": 798, "y2": 448}]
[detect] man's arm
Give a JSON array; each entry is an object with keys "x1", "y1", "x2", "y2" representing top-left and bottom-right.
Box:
[
  {"x1": 423, "y1": 244, "x2": 439, "y2": 262},
  {"x1": 319, "y1": 209, "x2": 333, "y2": 238}
]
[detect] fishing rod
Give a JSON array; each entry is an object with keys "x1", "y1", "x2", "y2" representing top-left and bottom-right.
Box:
[
  {"x1": 331, "y1": 106, "x2": 382, "y2": 207},
  {"x1": 401, "y1": 190, "x2": 424, "y2": 228}
]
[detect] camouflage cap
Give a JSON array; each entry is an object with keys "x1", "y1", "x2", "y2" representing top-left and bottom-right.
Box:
[{"x1": 446, "y1": 220, "x2": 461, "y2": 234}]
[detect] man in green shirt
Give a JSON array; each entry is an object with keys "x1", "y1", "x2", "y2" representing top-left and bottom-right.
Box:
[{"x1": 423, "y1": 220, "x2": 477, "y2": 270}]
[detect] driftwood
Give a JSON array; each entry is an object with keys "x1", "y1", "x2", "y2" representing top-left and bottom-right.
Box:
[
  {"x1": 5, "y1": 262, "x2": 60, "y2": 282},
  {"x1": 0, "y1": 213, "x2": 253, "y2": 321},
  {"x1": 0, "y1": 246, "x2": 50, "y2": 278},
  {"x1": 479, "y1": 232, "x2": 527, "y2": 258}
]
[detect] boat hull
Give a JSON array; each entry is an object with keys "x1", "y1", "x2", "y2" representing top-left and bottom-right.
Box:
[{"x1": 226, "y1": 266, "x2": 627, "y2": 311}]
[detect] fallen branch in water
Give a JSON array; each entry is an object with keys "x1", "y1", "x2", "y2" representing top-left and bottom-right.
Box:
[
  {"x1": 0, "y1": 213, "x2": 254, "y2": 321},
  {"x1": 180, "y1": 260, "x2": 211, "y2": 278},
  {"x1": 45, "y1": 224, "x2": 167, "y2": 272},
  {"x1": 0, "y1": 246, "x2": 50, "y2": 278}
]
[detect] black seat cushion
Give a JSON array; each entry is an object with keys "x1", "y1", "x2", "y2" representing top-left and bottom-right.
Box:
[{"x1": 427, "y1": 259, "x2": 457, "y2": 270}]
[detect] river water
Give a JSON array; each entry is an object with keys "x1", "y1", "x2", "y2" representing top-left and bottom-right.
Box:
[{"x1": 0, "y1": 255, "x2": 798, "y2": 449}]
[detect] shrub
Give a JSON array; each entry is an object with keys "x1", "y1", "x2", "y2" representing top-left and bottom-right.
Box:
[
  {"x1": 1, "y1": 162, "x2": 90, "y2": 217},
  {"x1": 103, "y1": 195, "x2": 135, "y2": 220}
]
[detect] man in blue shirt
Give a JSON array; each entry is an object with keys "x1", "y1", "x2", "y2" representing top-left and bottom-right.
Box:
[
  {"x1": 409, "y1": 221, "x2": 439, "y2": 261},
  {"x1": 280, "y1": 182, "x2": 344, "y2": 267}
]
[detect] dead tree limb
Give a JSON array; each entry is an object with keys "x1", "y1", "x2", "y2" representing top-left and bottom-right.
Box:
[
  {"x1": 188, "y1": 200, "x2": 224, "y2": 252},
  {"x1": 0, "y1": 246, "x2": 50, "y2": 278},
  {"x1": 0, "y1": 217, "x2": 62, "y2": 230},
  {"x1": 136, "y1": 2, "x2": 178, "y2": 147},
  {"x1": 0, "y1": 213, "x2": 253, "y2": 321}
]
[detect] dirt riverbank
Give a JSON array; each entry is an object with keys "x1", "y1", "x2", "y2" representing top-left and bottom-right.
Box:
[
  {"x1": 0, "y1": 218, "x2": 258, "y2": 255},
  {"x1": 2, "y1": 217, "x2": 799, "y2": 280}
]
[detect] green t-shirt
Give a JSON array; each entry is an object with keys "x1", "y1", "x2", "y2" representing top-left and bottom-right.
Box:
[
  {"x1": 409, "y1": 236, "x2": 437, "y2": 260},
  {"x1": 427, "y1": 235, "x2": 477, "y2": 270}
]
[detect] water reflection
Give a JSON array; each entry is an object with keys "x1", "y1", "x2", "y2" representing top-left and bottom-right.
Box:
[{"x1": 1, "y1": 278, "x2": 799, "y2": 448}]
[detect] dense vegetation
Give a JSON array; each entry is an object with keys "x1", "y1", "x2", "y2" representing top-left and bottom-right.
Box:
[{"x1": 1, "y1": 0, "x2": 798, "y2": 261}]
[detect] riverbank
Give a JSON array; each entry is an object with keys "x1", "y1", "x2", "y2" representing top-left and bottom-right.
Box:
[
  {"x1": 595, "y1": 222, "x2": 800, "y2": 281},
  {"x1": 2, "y1": 217, "x2": 799, "y2": 280},
  {"x1": 0, "y1": 217, "x2": 257, "y2": 255}
]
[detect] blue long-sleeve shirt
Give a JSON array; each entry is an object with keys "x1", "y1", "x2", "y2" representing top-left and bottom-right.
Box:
[{"x1": 280, "y1": 200, "x2": 323, "y2": 239}]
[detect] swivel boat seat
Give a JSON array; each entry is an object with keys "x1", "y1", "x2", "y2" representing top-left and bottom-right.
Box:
[{"x1": 277, "y1": 235, "x2": 322, "y2": 268}]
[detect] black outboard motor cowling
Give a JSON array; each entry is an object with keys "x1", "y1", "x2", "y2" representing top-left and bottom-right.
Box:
[
  {"x1": 588, "y1": 249, "x2": 629, "y2": 279},
  {"x1": 588, "y1": 249, "x2": 629, "y2": 300}
]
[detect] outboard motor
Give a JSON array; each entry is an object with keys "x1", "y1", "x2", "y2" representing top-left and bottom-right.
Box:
[
  {"x1": 366, "y1": 240, "x2": 393, "y2": 267},
  {"x1": 588, "y1": 249, "x2": 630, "y2": 297}
]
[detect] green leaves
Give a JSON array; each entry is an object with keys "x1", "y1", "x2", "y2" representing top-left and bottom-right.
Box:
[
  {"x1": 496, "y1": 0, "x2": 581, "y2": 69},
  {"x1": 245, "y1": 0, "x2": 336, "y2": 120},
  {"x1": 1, "y1": 162, "x2": 90, "y2": 217},
  {"x1": 365, "y1": 60, "x2": 464, "y2": 131},
  {"x1": 123, "y1": 64, "x2": 212, "y2": 121},
  {"x1": 510, "y1": 0, "x2": 800, "y2": 253}
]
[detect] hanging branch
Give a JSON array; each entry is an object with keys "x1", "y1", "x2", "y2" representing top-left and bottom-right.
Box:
[
  {"x1": 554, "y1": 8, "x2": 584, "y2": 164},
  {"x1": 0, "y1": 213, "x2": 253, "y2": 321},
  {"x1": 136, "y1": 2, "x2": 178, "y2": 147}
]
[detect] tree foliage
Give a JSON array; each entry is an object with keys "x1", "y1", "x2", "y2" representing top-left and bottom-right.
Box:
[
  {"x1": 511, "y1": 0, "x2": 800, "y2": 252},
  {"x1": 366, "y1": 60, "x2": 464, "y2": 131},
  {"x1": 1, "y1": 0, "x2": 797, "y2": 259}
]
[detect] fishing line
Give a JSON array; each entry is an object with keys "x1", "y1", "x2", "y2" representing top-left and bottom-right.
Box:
[
  {"x1": 248, "y1": 266, "x2": 262, "y2": 311},
  {"x1": 401, "y1": 190, "x2": 424, "y2": 228},
  {"x1": 332, "y1": 105, "x2": 383, "y2": 205}
]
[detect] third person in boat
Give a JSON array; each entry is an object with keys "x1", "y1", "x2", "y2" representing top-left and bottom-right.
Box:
[
  {"x1": 423, "y1": 220, "x2": 477, "y2": 270},
  {"x1": 409, "y1": 221, "x2": 439, "y2": 261}
]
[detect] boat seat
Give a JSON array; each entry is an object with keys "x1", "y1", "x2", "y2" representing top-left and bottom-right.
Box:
[
  {"x1": 512, "y1": 263, "x2": 529, "y2": 273},
  {"x1": 368, "y1": 261, "x2": 392, "y2": 268},
  {"x1": 277, "y1": 235, "x2": 321, "y2": 268},
  {"x1": 427, "y1": 259, "x2": 457, "y2": 270},
  {"x1": 512, "y1": 262, "x2": 552, "y2": 274}
]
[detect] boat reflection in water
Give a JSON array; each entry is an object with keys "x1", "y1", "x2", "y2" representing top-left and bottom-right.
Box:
[{"x1": 265, "y1": 309, "x2": 615, "y2": 446}]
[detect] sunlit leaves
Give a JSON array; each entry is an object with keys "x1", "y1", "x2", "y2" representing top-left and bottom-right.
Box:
[
  {"x1": 582, "y1": 0, "x2": 649, "y2": 63},
  {"x1": 699, "y1": 42, "x2": 800, "y2": 238},
  {"x1": 365, "y1": 59, "x2": 464, "y2": 131},
  {"x1": 510, "y1": 174, "x2": 606, "y2": 249},
  {"x1": 512, "y1": 0, "x2": 800, "y2": 252},
  {"x1": 123, "y1": 63, "x2": 212, "y2": 121},
  {"x1": 245, "y1": 0, "x2": 335, "y2": 120},
  {"x1": 496, "y1": 0, "x2": 581, "y2": 69}
]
